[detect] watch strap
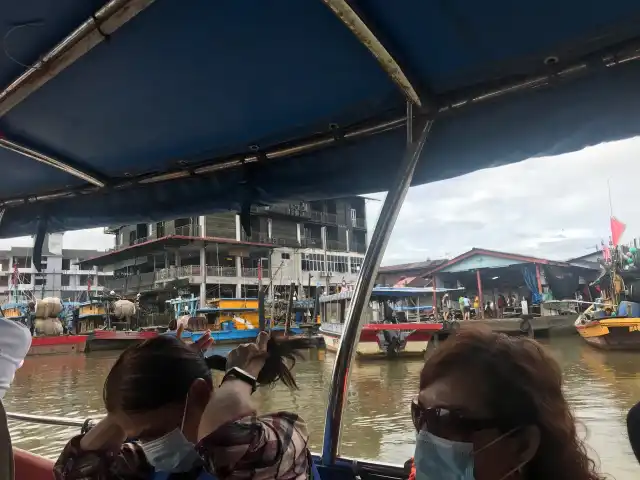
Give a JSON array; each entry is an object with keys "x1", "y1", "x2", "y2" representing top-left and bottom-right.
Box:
[{"x1": 221, "y1": 367, "x2": 258, "y2": 393}]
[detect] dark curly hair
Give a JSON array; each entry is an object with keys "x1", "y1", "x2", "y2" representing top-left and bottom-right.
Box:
[{"x1": 420, "y1": 326, "x2": 603, "y2": 480}]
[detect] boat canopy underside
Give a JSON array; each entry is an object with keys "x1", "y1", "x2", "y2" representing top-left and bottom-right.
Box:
[{"x1": 1, "y1": 0, "x2": 640, "y2": 237}]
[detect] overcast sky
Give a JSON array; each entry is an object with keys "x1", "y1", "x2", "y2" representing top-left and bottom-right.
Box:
[{"x1": 1, "y1": 137, "x2": 638, "y2": 266}]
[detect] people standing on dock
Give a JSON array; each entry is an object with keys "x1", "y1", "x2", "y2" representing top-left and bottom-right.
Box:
[{"x1": 410, "y1": 327, "x2": 605, "y2": 480}]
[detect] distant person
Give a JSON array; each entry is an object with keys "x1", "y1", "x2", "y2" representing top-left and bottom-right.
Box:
[
  {"x1": 497, "y1": 294, "x2": 506, "y2": 318},
  {"x1": 463, "y1": 295, "x2": 471, "y2": 321},
  {"x1": 473, "y1": 296, "x2": 480, "y2": 316},
  {"x1": 458, "y1": 295, "x2": 465, "y2": 318},
  {"x1": 442, "y1": 293, "x2": 451, "y2": 320},
  {"x1": 484, "y1": 301, "x2": 494, "y2": 319},
  {"x1": 522, "y1": 297, "x2": 529, "y2": 316}
]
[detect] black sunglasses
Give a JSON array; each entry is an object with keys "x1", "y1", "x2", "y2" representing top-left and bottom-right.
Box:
[{"x1": 411, "y1": 400, "x2": 506, "y2": 438}]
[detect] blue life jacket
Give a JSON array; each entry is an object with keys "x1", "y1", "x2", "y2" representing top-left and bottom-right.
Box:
[{"x1": 153, "y1": 470, "x2": 217, "y2": 480}]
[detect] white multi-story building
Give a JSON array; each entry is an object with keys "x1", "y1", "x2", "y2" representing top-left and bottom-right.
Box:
[
  {"x1": 0, "y1": 233, "x2": 113, "y2": 302},
  {"x1": 77, "y1": 198, "x2": 368, "y2": 305}
]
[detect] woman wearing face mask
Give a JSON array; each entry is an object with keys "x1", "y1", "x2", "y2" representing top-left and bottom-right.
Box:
[
  {"x1": 53, "y1": 331, "x2": 310, "y2": 479},
  {"x1": 411, "y1": 327, "x2": 604, "y2": 480}
]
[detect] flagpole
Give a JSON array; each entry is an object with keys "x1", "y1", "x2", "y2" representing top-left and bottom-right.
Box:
[{"x1": 607, "y1": 178, "x2": 614, "y2": 218}]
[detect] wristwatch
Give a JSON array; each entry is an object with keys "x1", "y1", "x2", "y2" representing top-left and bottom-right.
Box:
[{"x1": 221, "y1": 367, "x2": 258, "y2": 394}]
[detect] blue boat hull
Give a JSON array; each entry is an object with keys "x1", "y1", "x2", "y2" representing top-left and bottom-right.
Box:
[{"x1": 180, "y1": 327, "x2": 303, "y2": 345}]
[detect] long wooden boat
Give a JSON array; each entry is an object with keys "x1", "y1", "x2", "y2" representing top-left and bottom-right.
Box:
[
  {"x1": 576, "y1": 318, "x2": 640, "y2": 350},
  {"x1": 320, "y1": 322, "x2": 441, "y2": 358},
  {"x1": 3, "y1": 0, "x2": 640, "y2": 478}
]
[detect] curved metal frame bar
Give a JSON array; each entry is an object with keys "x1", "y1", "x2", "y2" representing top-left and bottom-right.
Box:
[
  {"x1": 321, "y1": 104, "x2": 433, "y2": 465},
  {"x1": 321, "y1": 0, "x2": 422, "y2": 107},
  {"x1": 0, "y1": 0, "x2": 155, "y2": 117},
  {"x1": 0, "y1": 137, "x2": 106, "y2": 187}
]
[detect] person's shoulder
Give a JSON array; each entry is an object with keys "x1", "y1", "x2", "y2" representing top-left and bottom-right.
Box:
[{"x1": 199, "y1": 412, "x2": 309, "y2": 478}]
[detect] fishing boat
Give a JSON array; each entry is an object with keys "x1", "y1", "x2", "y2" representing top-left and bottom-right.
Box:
[
  {"x1": 2, "y1": 0, "x2": 640, "y2": 478},
  {"x1": 319, "y1": 287, "x2": 443, "y2": 358},
  {"x1": 575, "y1": 248, "x2": 640, "y2": 350},
  {"x1": 169, "y1": 296, "x2": 305, "y2": 345},
  {"x1": 2, "y1": 300, "x2": 89, "y2": 356}
]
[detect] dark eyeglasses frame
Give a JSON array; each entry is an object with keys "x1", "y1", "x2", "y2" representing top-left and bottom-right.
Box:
[{"x1": 411, "y1": 400, "x2": 506, "y2": 437}]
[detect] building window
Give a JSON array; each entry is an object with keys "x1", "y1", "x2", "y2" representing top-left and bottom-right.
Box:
[
  {"x1": 327, "y1": 254, "x2": 348, "y2": 273},
  {"x1": 13, "y1": 256, "x2": 30, "y2": 268},
  {"x1": 61, "y1": 275, "x2": 70, "y2": 287},
  {"x1": 281, "y1": 253, "x2": 290, "y2": 260},
  {"x1": 301, "y1": 253, "x2": 325, "y2": 272},
  {"x1": 350, "y1": 257, "x2": 363, "y2": 274},
  {"x1": 62, "y1": 259, "x2": 71, "y2": 270},
  {"x1": 35, "y1": 277, "x2": 46, "y2": 286}
]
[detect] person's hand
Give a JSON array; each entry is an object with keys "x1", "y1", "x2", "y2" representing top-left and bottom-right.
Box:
[
  {"x1": 226, "y1": 331, "x2": 269, "y2": 378},
  {"x1": 176, "y1": 324, "x2": 214, "y2": 353}
]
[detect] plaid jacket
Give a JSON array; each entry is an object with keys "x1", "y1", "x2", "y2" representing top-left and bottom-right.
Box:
[{"x1": 54, "y1": 412, "x2": 309, "y2": 480}]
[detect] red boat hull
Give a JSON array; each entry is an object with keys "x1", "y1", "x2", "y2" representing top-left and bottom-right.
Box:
[{"x1": 27, "y1": 335, "x2": 87, "y2": 356}]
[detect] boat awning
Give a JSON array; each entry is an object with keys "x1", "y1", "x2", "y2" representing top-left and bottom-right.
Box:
[
  {"x1": 320, "y1": 286, "x2": 463, "y2": 303},
  {"x1": 0, "y1": 1, "x2": 640, "y2": 237}
]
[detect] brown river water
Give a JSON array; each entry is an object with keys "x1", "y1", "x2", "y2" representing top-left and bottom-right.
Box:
[{"x1": 3, "y1": 337, "x2": 640, "y2": 479}]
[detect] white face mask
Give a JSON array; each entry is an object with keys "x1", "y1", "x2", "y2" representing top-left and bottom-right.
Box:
[
  {"x1": 414, "y1": 429, "x2": 523, "y2": 480},
  {"x1": 140, "y1": 396, "x2": 203, "y2": 473}
]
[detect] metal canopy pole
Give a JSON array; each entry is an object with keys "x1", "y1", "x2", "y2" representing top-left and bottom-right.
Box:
[{"x1": 321, "y1": 104, "x2": 433, "y2": 465}]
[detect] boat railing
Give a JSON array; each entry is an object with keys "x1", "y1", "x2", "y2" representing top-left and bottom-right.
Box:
[
  {"x1": 5, "y1": 411, "x2": 101, "y2": 428},
  {"x1": 241, "y1": 268, "x2": 259, "y2": 277},
  {"x1": 319, "y1": 322, "x2": 344, "y2": 335}
]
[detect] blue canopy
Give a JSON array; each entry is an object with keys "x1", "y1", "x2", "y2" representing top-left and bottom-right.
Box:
[{"x1": 1, "y1": 0, "x2": 640, "y2": 238}]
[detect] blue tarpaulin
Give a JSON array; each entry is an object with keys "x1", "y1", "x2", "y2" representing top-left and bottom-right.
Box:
[{"x1": 0, "y1": 1, "x2": 640, "y2": 237}]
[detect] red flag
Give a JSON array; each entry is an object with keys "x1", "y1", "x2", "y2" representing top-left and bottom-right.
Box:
[
  {"x1": 610, "y1": 216, "x2": 626, "y2": 246},
  {"x1": 257, "y1": 262, "x2": 262, "y2": 282},
  {"x1": 87, "y1": 276, "x2": 92, "y2": 292}
]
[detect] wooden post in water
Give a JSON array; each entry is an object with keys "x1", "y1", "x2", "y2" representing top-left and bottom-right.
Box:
[{"x1": 284, "y1": 282, "x2": 295, "y2": 336}]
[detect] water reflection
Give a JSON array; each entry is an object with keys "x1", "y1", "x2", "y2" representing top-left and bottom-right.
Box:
[{"x1": 3, "y1": 338, "x2": 640, "y2": 478}]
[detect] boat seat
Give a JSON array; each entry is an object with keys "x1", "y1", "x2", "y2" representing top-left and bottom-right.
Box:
[{"x1": 13, "y1": 449, "x2": 54, "y2": 480}]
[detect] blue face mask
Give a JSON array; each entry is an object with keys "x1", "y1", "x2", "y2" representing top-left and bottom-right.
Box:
[
  {"x1": 140, "y1": 396, "x2": 203, "y2": 473},
  {"x1": 414, "y1": 430, "x2": 474, "y2": 480},
  {"x1": 414, "y1": 429, "x2": 523, "y2": 480}
]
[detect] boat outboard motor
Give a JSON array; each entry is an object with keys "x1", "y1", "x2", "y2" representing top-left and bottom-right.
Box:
[{"x1": 627, "y1": 400, "x2": 640, "y2": 464}]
